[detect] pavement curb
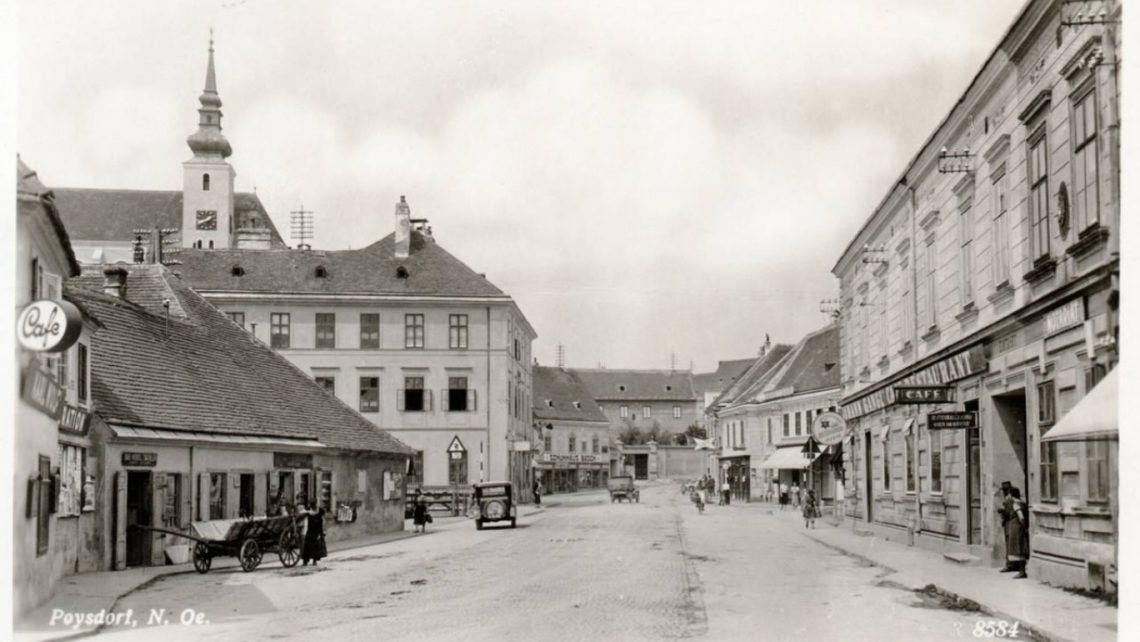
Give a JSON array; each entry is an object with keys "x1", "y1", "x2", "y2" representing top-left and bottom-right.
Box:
[{"x1": 798, "y1": 528, "x2": 1064, "y2": 642}]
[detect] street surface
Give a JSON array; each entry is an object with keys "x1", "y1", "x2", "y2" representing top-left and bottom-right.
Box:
[{"x1": 93, "y1": 483, "x2": 984, "y2": 641}]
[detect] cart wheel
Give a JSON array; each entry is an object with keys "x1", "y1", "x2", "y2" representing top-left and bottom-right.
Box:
[
  {"x1": 193, "y1": 543, "x2": 212, "y2": 574},
  {"x1": 278, "y1": 528, "x2": 301, "y2": 568},
  {"x1": 510, "y1": 518, "x2": 516, "y2": 529},
  {"x1": 240, "y1": 539, "x2": 262, "y2": 572}
]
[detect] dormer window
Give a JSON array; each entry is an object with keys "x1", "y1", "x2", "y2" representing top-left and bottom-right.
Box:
[
  {"x1": 545, "y1": 400, "x2": 553, "y2": 407},
  {"x1": 202, "y1": 173, "x2": 210, "y2": 191},
  {"x1": 231, "y1": 265, "x2": 245, "y2": 277},
  {"x1": 396, "y1": 266, "x2": 409, "y2": 279},
  {"x1": 315, "y1": 265, "x2": 328, "y2": 278},
  {"x1": 572, "y1": 401, "x2": 581, "y2": 409}
]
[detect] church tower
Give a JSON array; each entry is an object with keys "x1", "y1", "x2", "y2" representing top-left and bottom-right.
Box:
[{"x1": 182, "y1": 35, "x2": 235, "y2": 249}]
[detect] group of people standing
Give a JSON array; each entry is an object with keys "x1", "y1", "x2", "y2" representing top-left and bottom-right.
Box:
[{"x1": 997, "y1": 481, "x2": 1030, "y2": 579}]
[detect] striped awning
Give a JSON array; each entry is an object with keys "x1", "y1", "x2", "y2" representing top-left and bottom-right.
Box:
[
  {"x1": 109, "y1": 424, "x2": 324, "y2": 448},
  {"x1": 759, "y1": 446, "x2": 821, "y2": 471}
]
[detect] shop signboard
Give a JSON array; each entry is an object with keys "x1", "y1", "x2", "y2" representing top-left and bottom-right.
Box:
[
  {"x1": 122, "y1": 452, "x2": 157, "y2": 467},
  {"x1": 842, "y1": 345, "x2": 986, "y2": 419},
  {"x1": 58, "y1": 404, "x2": 91, "y2": 435},
  {"x1": 273, "y1": 452, "x2": 313, "y2": 469},
  {"x1": 928, "y1": 411, "x2": 978, "y2": 430},
  {"x1": 1044, "y1": 298, "x2": 1085, "y2": 337},
  {"x1": 894, "y1": 386, "x2": 954, "y2": 404},
  {"x1": 810, "y1": 411, "x2": 847, "y2": 446},
  {"x1": 21, "y1": 363, "x2": 64, "y2": 418},
  {"x1": 17, "y1": 300, "x2": 83, "y2": 353}
]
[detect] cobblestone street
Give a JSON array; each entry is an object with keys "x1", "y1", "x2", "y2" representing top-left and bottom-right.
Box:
[{"x1": 89, "y1": 483, "x2": 986, "y2": 641}]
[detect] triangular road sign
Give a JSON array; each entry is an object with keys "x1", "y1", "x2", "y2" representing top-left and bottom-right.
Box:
[{"x1": 447, "y1": 436, "x2": 466, "y2": 453}]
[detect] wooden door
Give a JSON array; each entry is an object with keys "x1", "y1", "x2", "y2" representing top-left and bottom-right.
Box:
[{"x1": 114, "y1": 471, "x2": 127, "y2": 570}]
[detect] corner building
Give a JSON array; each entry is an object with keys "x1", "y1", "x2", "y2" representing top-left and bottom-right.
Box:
[{"x1": 832, "y1": 0, "x2": 1119, "y2": 594}]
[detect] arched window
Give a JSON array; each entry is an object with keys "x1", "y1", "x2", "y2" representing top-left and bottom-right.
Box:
[
  {"x1": 202, "y1": 173, "x2": 210, "y2": 191},
  {"x1": 208, "y1": 240, "x2": 214, "y2": 249},
  {"x1": 194, "y1": 240, "x2": 203, "y2": 249}
]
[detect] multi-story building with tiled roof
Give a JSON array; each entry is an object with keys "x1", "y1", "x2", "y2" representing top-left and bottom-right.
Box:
[
  {"x1": 48, "y1": 40, "x2": 538, "y2": 499},
  {"x1": 532, "y1": 366, "x2": 611, "y2": 493},
  {"x1": 573, "y1": 368, "x2": 701, "y2": 437}
]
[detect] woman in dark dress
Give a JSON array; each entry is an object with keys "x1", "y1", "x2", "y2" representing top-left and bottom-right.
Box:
[
  {"x1": 413, "y1": 494, "x2": 429, "y2": 533},
  {"x1": 301, "y1": 506, "x2": 327, "y2": 566},
  {"x1": 1006, "y1": 488, "x2": 1029, "y2": 579}
]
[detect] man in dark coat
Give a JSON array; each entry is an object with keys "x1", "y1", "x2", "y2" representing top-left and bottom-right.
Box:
[
  {"x1": 301, "y1": 506, "x2": 327, "y2": 566},
  {"x1": 1006, "y1": 488, "x2": 1030, "y2": 579},
  {"x1": 996, "y1": 481, "x2": 1015, "y2": 572}
]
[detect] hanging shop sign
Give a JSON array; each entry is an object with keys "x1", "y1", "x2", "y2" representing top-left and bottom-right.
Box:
[
  {"x1": 810, "y1": 411, "x2": 847, "y2": 446},
  {"x1": 122, "y1": 452, "x2": 157, "y2": 467},
  {"x1": 273, "y1": 452, "x2": 313, "y2": 469},
  {"x1": 928, "y1": 411, "x2": 978, "y2": 430},
  {"x1": 842, "y1": 345, "x2": 986, "y2": 419},
  {"x1": 17, "y1": 300, "x2": 83, "y2": 353},
  {"x1": 58, "y1": 404, "x2": 91, "y2": 436},
  {"x1": 21, "y1": 363, "x2": 64, "y2": 418},
  {"x1": 1043, "y1": 298, "x2": 1085, "y2": 338},
  {"x1": 895, "y1": 385, "x2": 954, "y2": 404}
]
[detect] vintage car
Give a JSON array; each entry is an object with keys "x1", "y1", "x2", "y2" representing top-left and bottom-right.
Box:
[
  {"x1": 473, "y1": 482, "x2": 517, "y2": 530},
  {"x1": 608, "y1": 476, "x2": 640, "y2": 503}
]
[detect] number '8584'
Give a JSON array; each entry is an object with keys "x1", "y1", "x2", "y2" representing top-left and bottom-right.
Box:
[{"x1": 973, "y1": 620, "x2": 1020, "y2": 638}]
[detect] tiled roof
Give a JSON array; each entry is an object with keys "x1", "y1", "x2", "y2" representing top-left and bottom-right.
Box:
[
  {"x1": 532, "y1": 367, "x2": 608, "y2": 423},
  {"x1": 51, "y1": 187, "x2": 287, "y2": 248},
  {"x1": 710, "y1": 345, "x2": 793, "y2": 408},
  {"x1": 172, "y1": 231, "x2": 508, "y2": 298},
  {"x1": 692, "y1": 358, "x2": 755, "y2": 395},
  {"x1": 572, "y1": 369, "x2": 697, "y2": 402},
  {"x1": 65, "y1": 264, "x2": 413, "y2": 455},
  {"x1": 17, "y1": 158, "x2": 81, "y2": 276},
  {"x1": 766, "y1": 324, "x2": 841, "y2": 395}
]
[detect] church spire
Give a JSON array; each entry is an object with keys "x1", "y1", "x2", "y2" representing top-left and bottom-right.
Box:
[{"x1": 186, "y1": 31, "x2": 232, "y2": 159}]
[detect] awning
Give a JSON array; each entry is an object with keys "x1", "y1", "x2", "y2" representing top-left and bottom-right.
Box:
[
  {"x1": 876, "y1": 422, "x2": 891, "y2": 442},
  {"x1": 759, "y1": 446, "x2": 822, "y2": 470},
  {"x1": 1042, "y1": 369, "x2": 1118, "y2": 442},
  {"x1": 718, "y1": 450, "x2": 751, "y2": 460},
  {"x1": 901, "y1": 417, "x2": 915, "y2": 435}
]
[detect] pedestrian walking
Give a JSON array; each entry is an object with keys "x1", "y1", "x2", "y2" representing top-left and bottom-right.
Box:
[
  {"x1": 704, "y1": 474, "x2": 716, "y2": 506},
  {"x1": 721, "y1": 478, "x2": 731, "y2": 506},
  {"x1": 533, "y1": 479, "x2": 542, "y2": 506},
  {"x1": 802, "y1": 489, "x2": 819, "y2": 529},
  {"x1": 791, "y1": 483, "x2": 801, "y2": 508},
  {"x1": 412, "y1": 491, "x2": 431, "y2": 534},
  {"x1": 1006, "y1": 488, "x2": 1029, "y2": 579},
  {"x1": 691, "y1": 486, "x2": 704, "y2": 514},
  {"x1": 301, "y1": 505, "x2": 327, "y2": 566},
  {"x1": 779, "y1": 482, "x2": 789, "y2": 510}
]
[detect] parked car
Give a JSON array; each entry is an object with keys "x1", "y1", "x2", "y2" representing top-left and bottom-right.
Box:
[
  {"x1": 608, "y1": 476, "x2": 640, "y2": 503},
  {"x1": 473, "y1": 482, "x2": 516, "y2": 530}
]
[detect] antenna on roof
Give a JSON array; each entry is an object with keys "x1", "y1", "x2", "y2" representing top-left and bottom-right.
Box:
[
  {"x1": 670, "y1": 352, "x2": 676, "y2": 373},
  {"x1": 556, "y1": 344, "x2": 566, "y2": 369},
  {"x1": 290, "y1": 204, "x2": 314, "y2": 250}
]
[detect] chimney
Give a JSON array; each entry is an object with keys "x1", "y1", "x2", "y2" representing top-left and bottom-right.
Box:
[
  {"x1": 394, "y1": 195, "x2": 411, "y2": 259},
  {"x1": 103, "y1": 267, "x2": 128, "y2": 299}
]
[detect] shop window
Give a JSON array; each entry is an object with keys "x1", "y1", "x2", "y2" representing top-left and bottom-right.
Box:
[
  {"x1": 57, "y1": 444, "x2": 85, "y2": 517},
  {"x1": 209, "y1": 472, "x2": 227, "y2": 520},
  {"x1": 882, "y1": 432, "x2": 892, "y2": 492},
  {"x1": 1087, "y1": 441, "x2": 1109, "y2": 503},
  {"x1": 905, "y1": 432, "x2": 916, "y2": 493},
  {"x1": 317, "y1": 470, "x2": 333, "y2": 511},
  {"x1": 1037, "y1": 380, "x2": 1056, "y2": 425},
  {"x1": 929, "y1": 428, "x2": 943, "y2": 494},
  {"x1": 315, "y1": 313, "x2": 336, "y2": 349},
  {"x1": 1040, "y1": 442, "x2": 1058, "y2": 502},
  {"x1": 163, "y1": 473, "x2": 182, "y2": 527},
  {"x1": 449, "y1": 314, "x2": 468, "y2": 349},
  {"x1": 297, "y1": 471, "x2": 311, "y2": 508},
  {"x1": 359, "y1": 377, "x2": 379, "y2": 412},
  {"x1": 360, "y1": 313, "x2": 380, "y2": 349},
  {"x1": 270, "y1": 313, "x2": 291, "y2": 349}
]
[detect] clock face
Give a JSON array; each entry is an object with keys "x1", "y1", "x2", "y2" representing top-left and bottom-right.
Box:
[{"x1": 196, "y1": 210, "x2": 217, "y2": 231}]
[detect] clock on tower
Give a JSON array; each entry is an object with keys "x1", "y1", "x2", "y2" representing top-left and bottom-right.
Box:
[{"x1": 196, "y1": 210, "x2": 218, "y2": 230}]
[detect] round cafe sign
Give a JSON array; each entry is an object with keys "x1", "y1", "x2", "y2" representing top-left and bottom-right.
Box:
[
  {"x1": 811, "y1": 411, "x2": 847, "y2": 447},
  {"x1": 17, "y1": 299, "x2": 83, "y2": 353}
]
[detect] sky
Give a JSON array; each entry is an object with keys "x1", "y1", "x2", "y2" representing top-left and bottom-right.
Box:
[{"x1": 15, "y1": 0, "x2": 1028, "y2": 372}]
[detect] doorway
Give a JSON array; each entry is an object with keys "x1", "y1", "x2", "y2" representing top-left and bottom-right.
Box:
[
  {"x1": 992, "y1": 392, "x2": 1029, "y2": 500},
  {"x1": 126, "y1": 471, "x2": 153, "y2": 567},
  {"x1": 863, "y1": 431, "x2": 874, "y2": 522},
  {"x1": 239, "y1": 474, "x2": 255, "y2": 517},
  {"x1": 633, "y1": 454, "x2": 649, "y2": 480}
]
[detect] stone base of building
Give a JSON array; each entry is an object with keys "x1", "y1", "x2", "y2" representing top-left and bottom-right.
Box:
[{"x1": 841, "y1": 515, "x2": 992, "y2": 565}]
